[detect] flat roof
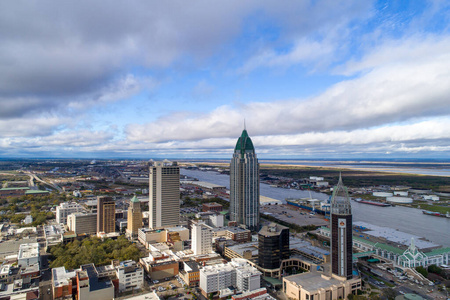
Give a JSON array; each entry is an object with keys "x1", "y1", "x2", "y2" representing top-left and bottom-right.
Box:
[
  {"x1": 354, "y1": 221, "x2": 438, "y2": 249},
  {"x1": 18, "y1": 243, "x2": 39, "y2": 259},
  {"x1": 0, "y1": 187, "x2": 30, "y2": 191},
  {"x1": 52, "y1": 267, "x2": 77, "y2": 287},
  {"x1": 226, "y1": 242, "x2": 258, "y2": 256},
  {"x1": 284, "y1": 272, "x2": 344, "y2": 292}
]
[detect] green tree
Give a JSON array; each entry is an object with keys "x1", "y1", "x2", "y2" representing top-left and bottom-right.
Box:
[
  {"x1": 416, "y1": 266, "x2": 428, "y2": 278},
  {"x1": 382, "y1": 288, "x2": 397, "y2": 300}
]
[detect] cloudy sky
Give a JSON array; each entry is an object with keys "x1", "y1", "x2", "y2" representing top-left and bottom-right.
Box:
[{"x1": 1, "y1": 0, "x2": 450, "y2": 159}]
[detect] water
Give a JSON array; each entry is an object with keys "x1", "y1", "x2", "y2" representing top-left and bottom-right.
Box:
[
  {"x1": 181, "y1": 169, "x2": 450, "y2": 247},
  {"x1": 259, "y1": 160, "x2": 450, "y2": 177}
]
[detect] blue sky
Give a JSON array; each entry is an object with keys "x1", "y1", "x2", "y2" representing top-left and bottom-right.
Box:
[{"x1": 1, "y1": 0, "x2": 450, "y2": 159}]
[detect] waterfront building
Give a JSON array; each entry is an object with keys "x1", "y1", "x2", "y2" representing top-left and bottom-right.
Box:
[
  {"x1": 229, "y1": 129, "x2": 260, "y2": 231},
  {"x1": 55, "y1": 202, "x2": 85, "y2": 225},
  {"x1": 97, "y1": 196, "x2": 115, "y2": 234},
  {"x1": 126, "y1": 195, "x2": 143, "y2": 238},
  {"x1": 330, "y1": 174, "x2": 353, "y2": 279},
  {"x1": 149, "y1": 161, "x2": 180, "y2": 229},
  {"x1": 319, "y1": 226, "x2": 450, "y2": 269},
  {"x1": 67, "y1": 212, "x2": 97, "y2": 235},
  {"x1": 258, "y1": 223, "x2": 289, "y2": 269}
]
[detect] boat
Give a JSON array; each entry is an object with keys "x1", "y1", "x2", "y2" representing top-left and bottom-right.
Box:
[
  {"x1": 354, "y1": 198, "x2": 391, "y2": 207},
  {"x1": 422, "y1": 210, "x2": 450, "y2": 218}
]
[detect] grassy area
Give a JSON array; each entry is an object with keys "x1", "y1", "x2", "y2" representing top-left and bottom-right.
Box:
[{"x1": 415, "y1": 203, "x2": 450, "y2": 214}]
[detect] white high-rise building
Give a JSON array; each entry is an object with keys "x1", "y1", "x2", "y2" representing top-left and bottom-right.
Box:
[
  {"x1": 55, "y1": 202, "x2": 85, "y2": 225},
  {"x1": 230, "y1": 129, "x2": 260, "y2": 231},
  {"x1": 200, "y1": 263, "x2": 235, "y2": 295},
  {"x1": 199, "y1": 258, "x2": 261, "y2": 296},
  {"x1": 191, "y1": 222, "x2": 213, "y2": 255},
  {"x1": 149, "y1": 161, "x2": 180, "y2": 229}
]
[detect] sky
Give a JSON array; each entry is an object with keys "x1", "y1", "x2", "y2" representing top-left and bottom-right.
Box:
[{"x1": 1, "y1": 0, "x2": 450, "y2": 159}]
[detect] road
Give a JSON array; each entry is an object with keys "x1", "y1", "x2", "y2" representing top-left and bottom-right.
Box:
[{"x1": 27, "y1": 171, "x2": 63, "y2": 192}]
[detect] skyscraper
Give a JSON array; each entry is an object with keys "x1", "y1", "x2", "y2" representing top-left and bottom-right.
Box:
[
  {"x1": 149, "y1": 161, "x2": 180, "y2": 229},
  {"x1": 97, "y1": 196, "x2": 115, "y2": 233},
  {"x1": 258, "y1": 223, "x2": 289, "y2": 269},
  {"x1": 230, "y1": 129, "x2": 260, "y2": 231},
  {"x1": 126, "y1": 195, "x2": 143, "y2": 238},
  {"x1": 330, "y1": 174, "x2": 353, "y2": 279}
]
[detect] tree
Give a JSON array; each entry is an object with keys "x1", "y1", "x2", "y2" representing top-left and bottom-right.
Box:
[
  {"x1": 382, "y1": 288, "x2": 397, "y2": 300},
  {"x1": 428, "y1": 264, "x2": 443, "y2": 276},
  {"x1": 416, "y1": 266, "x2": 428, "y2": 278}
]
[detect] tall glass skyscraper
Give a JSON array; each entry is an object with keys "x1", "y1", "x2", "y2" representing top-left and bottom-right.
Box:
[{"x1": 230, "y1": 129, "x2": 260, "y2": 231}]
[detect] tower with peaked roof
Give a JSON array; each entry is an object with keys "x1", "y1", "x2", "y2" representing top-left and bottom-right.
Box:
[
  {"x1": 126, "y1": 195, "x2": 143, "y2": 238},
  {"x1": 330, "y1": 174, "x2": 353, "y2": 279},
  {"x1": 230, "y1": 129, "x2": 260, "y2": 231}
]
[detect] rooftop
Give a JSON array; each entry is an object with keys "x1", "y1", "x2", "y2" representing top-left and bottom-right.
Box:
[
  {"x1": 226, "y1": 242, "x2": 258, "y2": 256},
  {"x1": 18, "y1": 243, "x2": 39, "y2": 260},
  {"x1": 52, "y1": 267, "x2": 77, "y2": 287},
  {"x1": 284, "y1": 271, "x2": 345, "y2": 292},
  {"x1": 259, "y1": 223, "x2": 288, "y2": 236}
]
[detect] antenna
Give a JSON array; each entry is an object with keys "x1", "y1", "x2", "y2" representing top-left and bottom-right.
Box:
[{"x1": 244, "y1": 118, "x2": 246, "y2": 130}]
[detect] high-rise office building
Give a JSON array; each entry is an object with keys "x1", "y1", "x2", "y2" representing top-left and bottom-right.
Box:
[
  {"x1": 126, "y1": 195, "x2": 143, "y2": 238},
  {"x1": 230, "y1": 129, "x2": 260, "y2": 231},
  {"x1": 191, "y1": 222, "x2": 213, "y2": 255},
  {"x1": 149, "y1": 161, "x2": 180, "y2": 229},
  {"x1": 97, "y1": 196, "x2": 115, "y2": 233},
  {"x1": 258, "y1": 223, "x2": 289, "y2": 269},
  {"x1": 330, "y1": 174, "x2": 353, "y2": 279},
  {"x1": 68, "y1": 212, "x2": 97, "y2": 235}
]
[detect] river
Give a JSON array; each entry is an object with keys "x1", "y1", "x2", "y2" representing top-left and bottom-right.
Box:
[{"x1": 181, "y1": 169, "x2": 450, "y2": 247}]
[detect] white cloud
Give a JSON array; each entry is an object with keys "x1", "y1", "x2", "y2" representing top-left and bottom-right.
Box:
[{"x1": 127, "y1": 34, "x2": 450, "y2": 142}]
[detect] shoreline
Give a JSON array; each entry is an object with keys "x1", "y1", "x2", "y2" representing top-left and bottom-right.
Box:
[{"x1": 184, "y1": 161, "x2": 450, "y2": 178}]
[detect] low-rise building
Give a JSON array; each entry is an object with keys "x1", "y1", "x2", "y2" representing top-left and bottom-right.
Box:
[
  {"x1": 283, "y1": 271, "x2": 361, "y2": 300},
  {"x1": 179, "y1": 260, "x2": 200, "y2": 287},
  {"x1": 52, "y1": 266, "x2": 77, "y2": 300},
  {"x1": 17, "y1": 243, "x2": 39, "y2": 268},
  {"x1": 202, "y1": 202, "x2": 223, "y2": 213},
  {"x1": 44, "y1": 224, "x2": 65, "y2": 250},
  {"x1": 140, "y1": 250, "x2": 179, "y2": 280},
  {"x1": 114, "y1": 260, "x2": 144, "y2": 292},
  {"x1": 77, "y1": 264, "x2": 115, "y2": 300}
]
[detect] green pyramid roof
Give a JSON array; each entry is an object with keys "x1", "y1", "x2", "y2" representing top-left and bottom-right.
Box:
[
  {"x1": 234, "y1": 129, "x2": 255, "y2": 154},
  {"x1": 131, "y1": 195, "x2": 139, "y2": 203}
]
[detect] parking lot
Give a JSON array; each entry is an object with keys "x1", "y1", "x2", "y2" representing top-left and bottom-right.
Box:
[{"x1": 261, "y1": 204, "x2": 329, "y2": 227}]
